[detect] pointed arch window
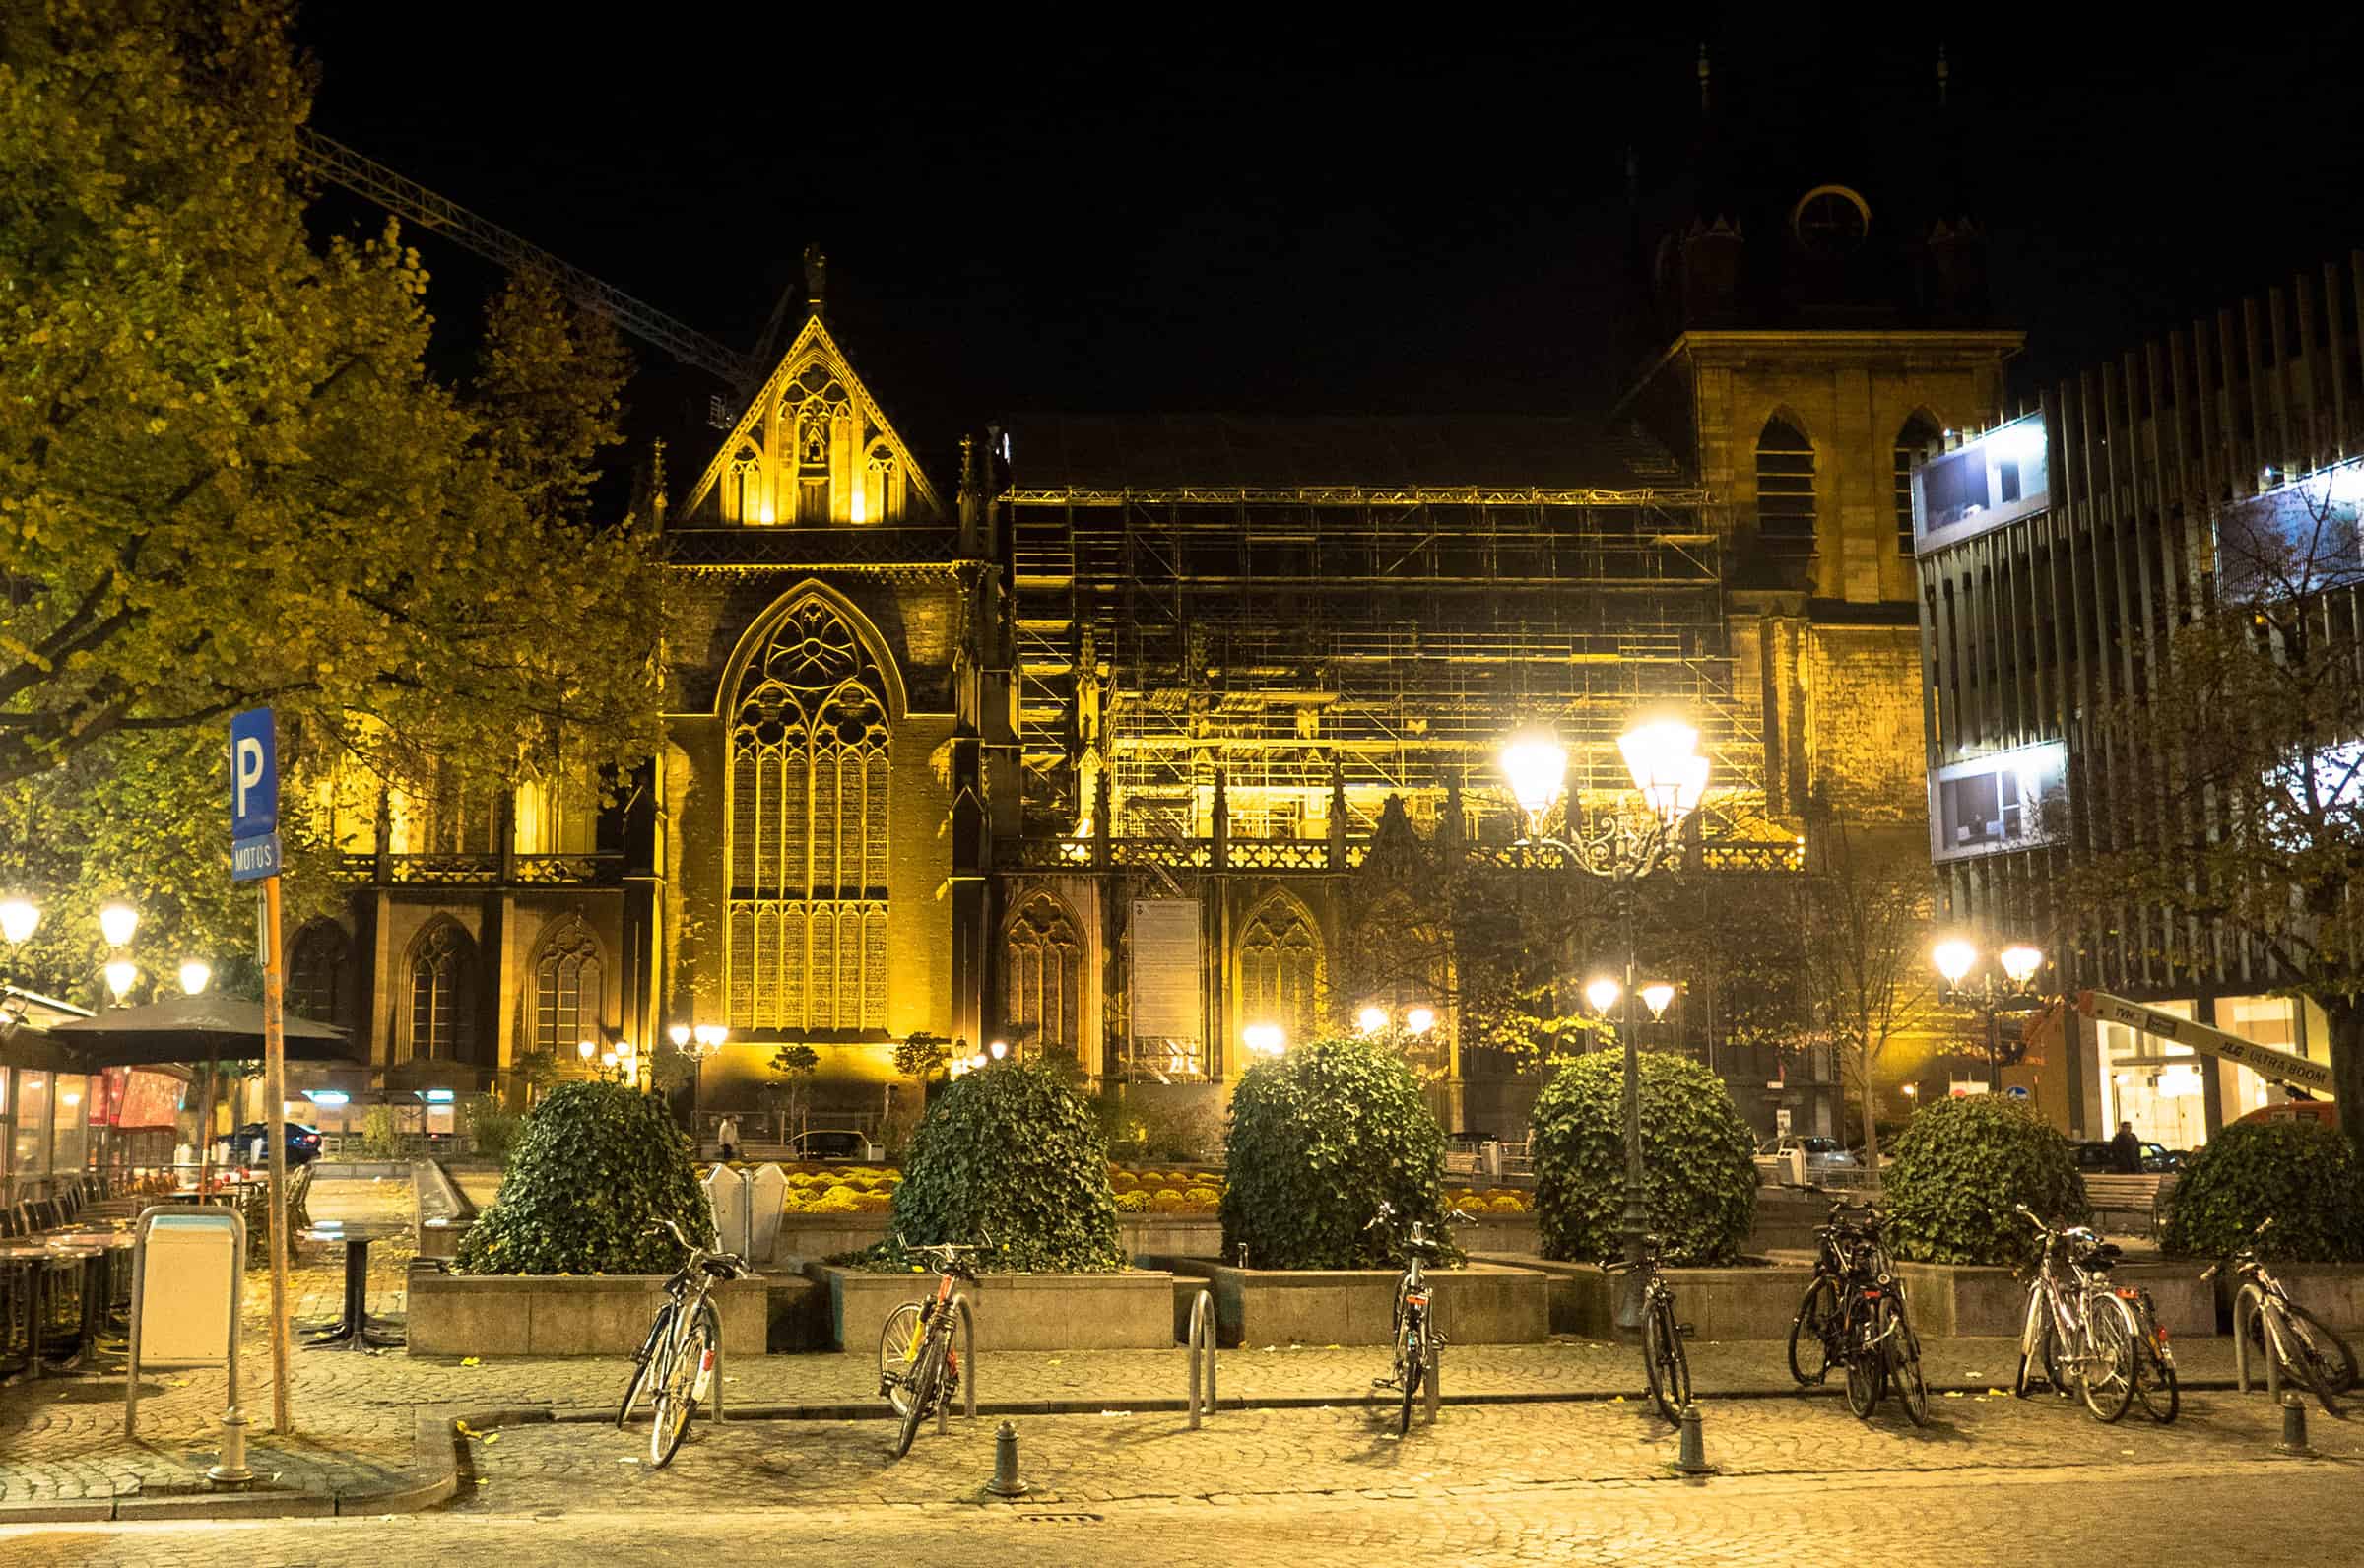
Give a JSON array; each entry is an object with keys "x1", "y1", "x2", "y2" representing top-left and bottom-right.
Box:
[
  {"x1": 288, "y1": 922, "x2": 350, "y2": 1025},
  {"x1": 1005, "y1": 892, "x2": 1083, "y2": 1056},
  {"x1": 531, "y1": 917, "x2": 604, "y2": 1054},
  {"x1": 1894, "y1": 413, "x2": 1943, "y2": 555},
  {"x1": 726, "y1": 598, "x2": 892, "y2": 1032},
  {"x1": 727, "y1": 446, "x2": 764, "y2": 525},
  {"x1": 1239, "y1": 897, "x2": 1322, "y2": 1048},
  {"x1": 1755, "y1": 415, "x2": 1817, "y2": 563},
  {"x1": 407, "y1": 921, "x2": 478, "y2": 1064}
]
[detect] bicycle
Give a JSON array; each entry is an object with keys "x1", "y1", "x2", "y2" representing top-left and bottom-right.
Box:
[
  {"x1": 1786, "y1": 1197, "x2": 1927, "y2": 1425},
  {"x1": 1366, "y1": 1201, "x2": 1473, "y2": 1435},
  {"x1": 2203, "y1": 1216, "x2": 2357, "y2": 1416},
  {"x1": 877, "y1": 1239, "x2": 980, "y2": 1458},
  {"x1": 2011, "y1": 1206, "x2": 2141, "y2": 1423},
  {"x1": 1604, "y1": 1232, "x2": 1690, "y2": 1425},
  {"x1": 616, "y1": 1216, "x2": 750, "y2": 1467}
]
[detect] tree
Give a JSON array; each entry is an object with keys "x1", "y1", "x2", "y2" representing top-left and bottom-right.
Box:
[
  {"x1": 2068, "y1": 477, "x2": 2364, "y2": 1150},
  {"x1": 765, "y1": 1042, "x2": 820, "y2": 1147},
  {"x1": 892, "y1": 1030, "x2": 952, "y2": 1090},
  {"x1": 1796, "y1": 824, "x2": 1951, "y2": 1169},
  {"x1": 0, "y1": 1, "x2": 664, "y2": 996}
]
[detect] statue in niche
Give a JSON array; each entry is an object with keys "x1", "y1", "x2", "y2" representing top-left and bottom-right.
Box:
[{"x1": 799, "y1": 408, "x2": 829, "y2": 468}]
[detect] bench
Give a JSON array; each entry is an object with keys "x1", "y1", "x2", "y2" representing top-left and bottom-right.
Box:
[{"x1": 2080, "y1": 1173, "x2": 2177, "y2": 1238}]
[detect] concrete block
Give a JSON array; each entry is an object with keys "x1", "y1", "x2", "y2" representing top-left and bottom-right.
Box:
[
  {"x1": 1177, "y1": 1261, "x2": 1547, "y2": 1347},
  {"x1": 407, "y1": 1274, "x2": 768, "y2": 1357},
  {"x1": 1474, "y1": 1255, "x2": 1815, "y2": 1340},
  {"x1": 811, "y1": 1265, "x2": 1176, "y2": 1352}
]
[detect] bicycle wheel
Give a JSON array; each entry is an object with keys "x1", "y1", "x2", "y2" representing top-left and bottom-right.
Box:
[
  {"x1": 892, "y1": 1331, "x2": 942, "y2": 1459},
  {"x1": 2131, "y1": 1314, "x2": 2180, "y2": 1425},
  {"x1": 2078, "y1": 1294, "x2": 2138, "y2": 1424},
  {"x1": 1646, "y1": 1299, "x2": 1690, "y2": 1426},
  {"x1": 1881, "y1": 1298, "x2": 1929, "y2": 1428},
  {"x1": 1398, "y1": 1312, "x2": 1425, "y2": 1436},
  {"x1": 2012, "y1": 1289, "x2": 2053, "y2": 1399},
  {"x1": 617, "y1": 1301, "x2": 676, "y2": 1429},
  {"x1": 879, "y1": 1302, "x2": 925, "y2": 1417},
  {"x1": 1788, "y1": 1277, "x2": 1838, "y2": 1386},
  {"x1": 650, "y1": 1304, "x2": 715, "y2": 1468},
  {"x1": 1843, "y1": 1306, "x2": 1885, "y2": 1419},
  {"x1": 2278, "y1": 1302, "x2": 2359, "y2": 1399}
]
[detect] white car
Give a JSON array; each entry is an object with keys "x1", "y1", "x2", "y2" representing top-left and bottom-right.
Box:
[{"x1": 1770, "y1": 1135, "x2": 1857, "y2": 1170}]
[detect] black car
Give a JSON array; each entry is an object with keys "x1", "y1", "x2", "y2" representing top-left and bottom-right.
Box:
[
  {"x1": 2073, "y1": 1139, "x2": 2173, "y2": 1174},
  {"x1": 221, "y1": 1122, "x2": 323, "y2": 1167}
]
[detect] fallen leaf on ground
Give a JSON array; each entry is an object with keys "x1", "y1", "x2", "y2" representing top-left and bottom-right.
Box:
[{"x1": 461, "y1": 1357, "x2": 482, "y2": 1367}]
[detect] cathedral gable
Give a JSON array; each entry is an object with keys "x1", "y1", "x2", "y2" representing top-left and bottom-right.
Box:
[{"x1": 677, "y1": 316, "x2": 945, "y2": 528}]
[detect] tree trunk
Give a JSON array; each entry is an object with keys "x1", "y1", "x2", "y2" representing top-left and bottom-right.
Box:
[
  {"x1": 1861, "y1": 1078, "x2": 1881, "y2": 1171},
  {"x1": 2326, "y1": 996, "x2": 2364, "y2": 1156}
]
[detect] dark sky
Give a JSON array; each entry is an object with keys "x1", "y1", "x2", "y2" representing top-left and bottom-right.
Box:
[{"x1": 294, "y1": 6, "x2": 2364, "y2": 473}]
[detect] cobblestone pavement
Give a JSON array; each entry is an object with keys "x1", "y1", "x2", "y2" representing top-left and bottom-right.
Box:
[
  {"x1": 0, "y1": 1177, "x2": 420, "y2": 1504},
  {"x1": 0, "y1": 1462, "x2": 2353, "y2": 1567}
]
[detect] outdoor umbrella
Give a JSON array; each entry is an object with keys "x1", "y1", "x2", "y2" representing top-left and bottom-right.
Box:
[{"x1": 49, "y1": 994, "x2": 359, "y2": 1190}]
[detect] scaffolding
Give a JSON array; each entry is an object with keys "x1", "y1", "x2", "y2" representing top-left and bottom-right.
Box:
[{"x1": 1007, "y1": 485, "x2": 1772, "y2": 845}]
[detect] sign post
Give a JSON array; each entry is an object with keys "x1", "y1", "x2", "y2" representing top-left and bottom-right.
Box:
[{"x1": 230, "y1": 709, "x2": 292, "y2": 1436}]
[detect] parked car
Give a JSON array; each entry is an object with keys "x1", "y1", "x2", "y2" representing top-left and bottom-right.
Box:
[
  {"x1": 1766, "y1": 1135, "x2": 1856, "y2": 1170},
  {"x1": 220, "y1": 1122, "x2": 323, "y2": 1168},
  {"x1": 790, "y1": 1129, "x2": 881, "y2": 1162},
  {"x1": 2072, "y1": 1139, "x2": 2175, "y2": 1174}
]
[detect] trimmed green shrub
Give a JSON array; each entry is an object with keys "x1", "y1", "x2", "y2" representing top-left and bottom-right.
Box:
[
  {"x1": 1884, "y1": 1095, "x2": 2087, "y2": 1267},
  {"x1": 459, "y1": 1092, "x2": 522, "y2": 1164},
  {"x1": 1532, "y1": 1051, "x2": 1757, "y2": 1266},
  {"x1": 453, "y1": 1080, "x2": 713, "y2": 1274},
  {"x1": 890, "y1": 1057, "x2": 1124, "y2": 1272},
  {"x1": 1219, "y1": 1036, "x2": 1452, "y2": 1271},
  {"x1": 2163, "y1": 1119, "x2": 2364, "y2": 1262}
]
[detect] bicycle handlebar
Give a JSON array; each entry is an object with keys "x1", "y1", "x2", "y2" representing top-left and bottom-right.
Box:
[{"x1": 2199, "y1": 1216, "x2": 2275, "y2": 1282}]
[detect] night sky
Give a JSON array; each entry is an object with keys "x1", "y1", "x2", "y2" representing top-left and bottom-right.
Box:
[{"x1": 294, "y1": 7, "x2": 2364, "y2": 474}]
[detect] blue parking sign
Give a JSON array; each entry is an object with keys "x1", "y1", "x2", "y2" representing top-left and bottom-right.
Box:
[{"x1": 230, "y1": 709, "x2": 279, "y2": 882}]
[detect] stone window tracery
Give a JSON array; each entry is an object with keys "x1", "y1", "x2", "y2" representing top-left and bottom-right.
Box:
[
  {"x1": 1004, "y1": 892, "x2": 1083, "y2": 1056},
  {"x1": 406, "y1": 920, "x2": 478, "y2": 1064},
  {"x1": 1239, "y1": 895, "x2": 1322, "y2": 1047},
  {"x1": 288, "y1": 921, "x2": 349, "y2": 1025},
  {"x1": 1756, "y1": 414, "x2": 1817, "y2": 563},
  {"x1": 727, "y1": 446, "x2": 763, "y2": 524},
  {"x1": 726, "y1": 598, "x2": 892, "y2": 1032},
  {"x1": 531, "y1": 916, "x2": 604, "y2": 1054}
]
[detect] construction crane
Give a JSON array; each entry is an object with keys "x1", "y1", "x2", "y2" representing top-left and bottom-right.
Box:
[{"x1": 296, "y1": 128, "x2": 761, "y2": 415}]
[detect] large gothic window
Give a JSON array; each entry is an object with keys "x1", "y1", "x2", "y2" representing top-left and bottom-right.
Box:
[
  {"x1": 406, "y1": 920, "x2": 478, "y2": 1063},
  {"x1": 1238, "y1": 895, "x2": 1322, "y2": 1048},
  {"x1": 1005, "y1": 892, "x2": 1083, "y2": 1056},
  {"x1": 727, "y1": 597, "x2": 892, "y2": 1032},
  {"x1": 288, "y1": 921, "x2": 349, "y2": 1025},
  {"x1": 727, "y1": 447, "x2": 763, "y2": 525},
  {"x1": 1755, "y1": 414, "x2": 1817, "y2": 563},
  {"x1": 531, "y1": 916, "x2": 604, "y2": 1054},
  {"x1": 1894, "y1": 412, "x2": 1943, "y2": 555}
]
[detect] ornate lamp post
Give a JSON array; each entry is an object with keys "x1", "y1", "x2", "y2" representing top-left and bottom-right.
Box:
[
  {"x1": 1932, "y1": 938, "x2": 2046, "y2": 1091},
  {"x1": 672, "y1": 1023, "x2": 729, "y2": 1146},
  {"x1": 1500, "y1": 717, "x2": 1708, "y2": 1336}
]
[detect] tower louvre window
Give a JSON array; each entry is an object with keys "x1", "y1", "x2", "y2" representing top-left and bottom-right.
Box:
[{"x1": 1755, "y1": 415, "x2": 1817, "y2": 562}]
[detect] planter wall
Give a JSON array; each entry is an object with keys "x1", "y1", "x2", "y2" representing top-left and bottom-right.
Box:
[
  {"x1": 407, "y1": 1272, "x2": 768, "y2": 1358},
  {"x1": 1895, "y1": 1261, "x2": 2217, "y2": 1339},
  {"x1": 809, "y1": 1265, "x2": 1178, "y2": 1352},
  {"x1": 1155, "y1": 1259, "x2": 1548, "y2": 1347},
  {"x1": 1479, "y1": 1255, "x2": 1815, "y2": 1340},
  {"x1": 2211, "y1": 1262, "x2": 2364, "y2": 1332}
]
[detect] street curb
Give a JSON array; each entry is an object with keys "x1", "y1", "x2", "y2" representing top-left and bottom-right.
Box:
[
  {"x1": 521, "y1": 1379, "x2": 2250, "y2": 1425},
  {"x1": 0, "y1": 1406, "x2": 498, "y2": 1525}
]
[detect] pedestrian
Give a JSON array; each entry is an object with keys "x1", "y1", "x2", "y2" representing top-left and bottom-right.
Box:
[
  {"x1": 716, "y1": 1113, "x2": 741, "y2": 1163},
  {"x1": 2109, "y1": 1119, "x2": 2143, "y2": 1174}
]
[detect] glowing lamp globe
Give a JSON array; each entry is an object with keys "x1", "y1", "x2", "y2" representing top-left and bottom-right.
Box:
[
  {"x1": 989, "y1": 1039, "x2": 1009, "y2": 1060},
  {"x1": 98, "y1": 902, "x2": 139, "y2": 948},
  {"x1": 669, "y1": 1023, "x2": 692, "y2": 1048},
  {"x1": 1584, "y1": 976, "x2": 1623, "y2": 1015},
  {"x1": 103, "y1": 959, "x2": 137, "y2": 1001},
  {"x1": 1242, "y1": 1023, "x2": 1286, "y2": 1056},
  {"x1": 1355, "y1": 1005, "x2": 1389, "y2": 1035},
  {"x1": 178, "y1": 958, "x2": 213, "y2": 997},
  {"x1": 1404, "y1": 1006, "x2": 1436, "y2": 1036},
  {"x1": 1499, "y1": 733, "x2": 1568, "y2": 819},
  {"x1": 0, "y1": 898, "x2": 38, "y2": 946},
  {"x1": 1640, "y1": 982, "x2": 1675, "y2": 1020},
  {"x1": 1618, "y1": 719, "x2": 1707, "y2": 826},
  {"x1": 1999, "y1": 945, "x2": 2044, "y2": 986},
  {"x1": 1933, "y1": 939, "x2": 1978, "y2": 986}
]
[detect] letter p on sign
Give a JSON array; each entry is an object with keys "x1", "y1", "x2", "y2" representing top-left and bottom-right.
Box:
[{"x1": 229, "y1": 709, "x2": 278, "y2": 841}]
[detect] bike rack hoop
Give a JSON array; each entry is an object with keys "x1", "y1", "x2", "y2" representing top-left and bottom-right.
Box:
[
  {"x1": 1187, "y1": 1288, "x2": 1217, "y2": 1428},
  {"x1": 938, "y1": 1291, "x2": 977, "y2": 1434}
]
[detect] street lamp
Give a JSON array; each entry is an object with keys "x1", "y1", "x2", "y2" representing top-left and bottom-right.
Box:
[
  {"x1": 103, "y1": 959, "x2": 137, "y2": 1003},
  {"x1": 178, "y1": 958, "x2": 213, "y2": 997},
  {"x1": 1403, "y1": 1006, "x2": 1436, "y2": 1037},
  {"x1": 988, "y1": 1039, "x2": 1009, "y2": 1061},
  {"x1": 98, "y1": 902, "x2": 139, "y2": 949},
  {"x1": 1242, "y1": 1022, "x2": 1286, "y2": 1057},
  {"x1": 1932, "y1": 938, "x2": 2048, "y2": 1090},
  {"x1": 1355, "y1": 1005, "x2": 1389, "y2": 1036},
  {"x1": 0, "y1": 898, "x2": 37, "y2": 947},
  {"x1": 1639, "y1": 982, "x2": 1675, "y2": 1021},
  {"x1": 1501, "y1": 715, "x2": 1710, "y2": 1338}
]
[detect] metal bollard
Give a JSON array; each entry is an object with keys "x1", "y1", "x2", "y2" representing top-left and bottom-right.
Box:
[
  {"x1": 983, "y1": 1419, "x2": 1032, "y2": 1497},
  {"x1": 1187, "y1": 1288, "x2": 1217, "y2": 1429},
  {"x1": 940, "y1": 1293, "x2": 977, "y2": 1435},
  {"x1": 1423, "y1": 1300, "x2": 1442, "y2": 1426},
  {"x1": 206, "y1": 1405, "x2": 254, "y2": 1488},
  {"x1": 2276, "y1": 1393, "x2": 2316, "y2": 1458},
  {"x1": 1673, "y1": 1403, "x2": 1716, "y2": 1476}
]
